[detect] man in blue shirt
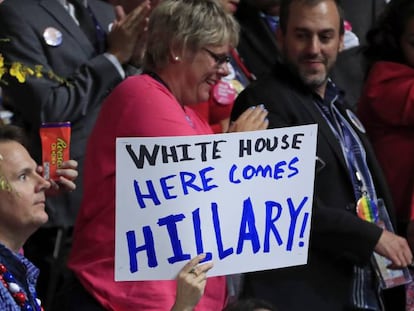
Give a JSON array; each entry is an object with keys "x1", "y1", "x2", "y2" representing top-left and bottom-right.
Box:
[{"x1": 0, "y1": 125, "x2": 77, "y2": 310}]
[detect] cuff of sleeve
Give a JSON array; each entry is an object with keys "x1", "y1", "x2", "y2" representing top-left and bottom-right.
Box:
[{"x1": 103, "y1": 53, "x2": 125, "y2": 79}]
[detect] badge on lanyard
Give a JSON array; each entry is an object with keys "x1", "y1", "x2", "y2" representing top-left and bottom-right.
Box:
[
  {"x1": 356, "y1": 194, "x2": 379, "y2": 223},
  {"x1": 346, "y1": 109, "x2": 366, "y2": 134},
  {"x1": 43, "y1": 27, "x2": 63, "y2": 47}
]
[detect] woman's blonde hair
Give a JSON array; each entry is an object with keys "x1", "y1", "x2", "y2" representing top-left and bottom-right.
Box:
[{"x1": 143, "y1": 0, "x2": 239, "y2": 71}]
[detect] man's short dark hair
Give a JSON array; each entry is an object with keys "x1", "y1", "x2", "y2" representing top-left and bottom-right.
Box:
[
  {"x1": 0, "y1": 125, "x2": 27, "y2": 147},
  {"x1": 279, "y1": 0, "x2": 345, "y2": 35}
]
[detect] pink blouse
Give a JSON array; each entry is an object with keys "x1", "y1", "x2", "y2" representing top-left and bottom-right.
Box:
[{"x1": 68, "y1": 74, "x2": 227, "y2": 310}]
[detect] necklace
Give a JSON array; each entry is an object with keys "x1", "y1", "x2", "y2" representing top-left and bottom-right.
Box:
[
  {"x1": 184, "y1": 111, "x2": 195, "y2": 129},
  {"x1": 145, "y1": 71, "x2": 196, "y2": 129},
  {"x1": 0, "y1": 263, "x2": 43, "y2": 311}
]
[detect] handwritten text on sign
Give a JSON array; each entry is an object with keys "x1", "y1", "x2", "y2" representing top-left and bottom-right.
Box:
[{"x1": 115, "y1": 125, "x2": 317, "y2": 280}]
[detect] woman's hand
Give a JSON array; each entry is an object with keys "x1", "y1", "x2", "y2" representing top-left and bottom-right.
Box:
[
  {"x1": 38, "y1": 160, "x2": 78, "y2": 196},
  {"x1": 228, "y1": 105, "x2": 268, "y2": 133},
  {"x1": 171, "y1": 254, "x2": 213, "y2": 311}
]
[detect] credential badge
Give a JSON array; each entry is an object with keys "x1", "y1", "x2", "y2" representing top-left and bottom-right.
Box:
[
  {"x1": 43, "y1": 27, "x2": 62, "y2": 47},
  {"x1": 346, "y1": 109, "x2": 366, "y2": 133}
]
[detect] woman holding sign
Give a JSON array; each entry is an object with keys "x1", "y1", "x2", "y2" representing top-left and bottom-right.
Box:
[{"x1": 66, "y1": 0, "x2": 268, "y2": 310}]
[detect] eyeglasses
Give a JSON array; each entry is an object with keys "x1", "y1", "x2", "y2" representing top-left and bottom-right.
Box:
[{"x1": 202, "y1": 48, "x2": 231, "y2": 66}]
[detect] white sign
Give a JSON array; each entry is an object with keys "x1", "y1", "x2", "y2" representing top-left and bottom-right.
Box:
[{"x1": 115, "y1": 124, "x2": 317, "y2": 281}]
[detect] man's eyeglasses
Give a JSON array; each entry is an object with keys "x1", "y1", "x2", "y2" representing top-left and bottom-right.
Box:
[{"x1": 202, "y1": 48, "x2": 231, "y2": 66}]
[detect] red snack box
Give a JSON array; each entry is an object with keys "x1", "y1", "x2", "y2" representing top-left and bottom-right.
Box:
[{"x1": 40, "y1": 122, "x2": 71, "y2": 181}]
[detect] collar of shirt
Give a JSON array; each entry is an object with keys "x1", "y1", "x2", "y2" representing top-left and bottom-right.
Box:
[
  {"x1": 58, "y1": 0, "x2": 88, "y2": 8},
  {"x1": 0, "y1": 243, "x2": 40, "y2": 310},
  {"x1": 259, "y1": 11, "x2": 280, "y2": 33},
  {"x1": 58, "y1": 0, "x2": 88, "y2": 25},
  {"x1": 312, "y1": 79, "x2": 345, "y2": 107}
]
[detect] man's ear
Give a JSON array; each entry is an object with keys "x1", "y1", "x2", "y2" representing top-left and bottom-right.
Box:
[
  {"x1": 276, "y1": 27, "x2": 284, "y2": 48},
  {"x1": 338, "y1": 34, "x2": 344, "y2": 52}
]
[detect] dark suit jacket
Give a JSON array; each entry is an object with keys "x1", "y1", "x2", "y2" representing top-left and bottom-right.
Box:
[
  {"x1": 332, "y1": 0, "x2": 388, "y2": 108},
  {"x1": 0, "y1": 0, "x2": 122, "y2": 226},
  {"x1": 341, "y1": 0, "x2": 387, "y2": 45},
  {"x1": 231, "y1": 62, "x2": 400, "y2": 311},
  {"x1": 235, "y1": 1, "x2": 280, "y2": 80},
  {"x1": 235, "y1": 0, "x2": 388, "y2": 110}
]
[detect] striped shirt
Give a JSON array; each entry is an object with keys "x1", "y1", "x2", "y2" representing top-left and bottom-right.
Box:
[{"x1": 0, "y1": 243, "x2": 40, "y2": 311}]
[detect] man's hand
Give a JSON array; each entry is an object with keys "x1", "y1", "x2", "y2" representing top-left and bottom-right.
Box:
[
  {"x1": 374, "y1": 229, "x2": 413, "y2": 269},
  {"x1": 107, "y1": 1, "x2": 151, "y2": 64},
  {"x1": 38, "y1": 160, "x2": 78, "y2": 196}
]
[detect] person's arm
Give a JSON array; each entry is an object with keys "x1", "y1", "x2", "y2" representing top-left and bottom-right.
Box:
[
  {"x1": 171, "y1": 254, "x2": 213, "y2": 311},
  {"x1": 0, "y1": 1, "x2": 150, "y2": 127},
  {"x1": 361, "y1": 63, "x2": 414, "y2": 125}
]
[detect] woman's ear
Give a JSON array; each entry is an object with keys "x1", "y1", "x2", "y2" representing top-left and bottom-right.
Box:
[{"x1": 169, "y1": 42, "x2": 183, "y2": 63}]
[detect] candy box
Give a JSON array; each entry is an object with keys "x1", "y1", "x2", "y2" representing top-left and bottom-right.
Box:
[{"x1": 40, "y1": 122, "x2": 71, "y2": 181}]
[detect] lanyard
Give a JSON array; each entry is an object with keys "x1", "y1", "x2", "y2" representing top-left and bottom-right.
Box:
[
  {"x1": 230, "y1": 48, "x2": 256, "y2": 82},
  {"x1": 314, "y1": 96, "x2": 377, "y2": 203}
]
